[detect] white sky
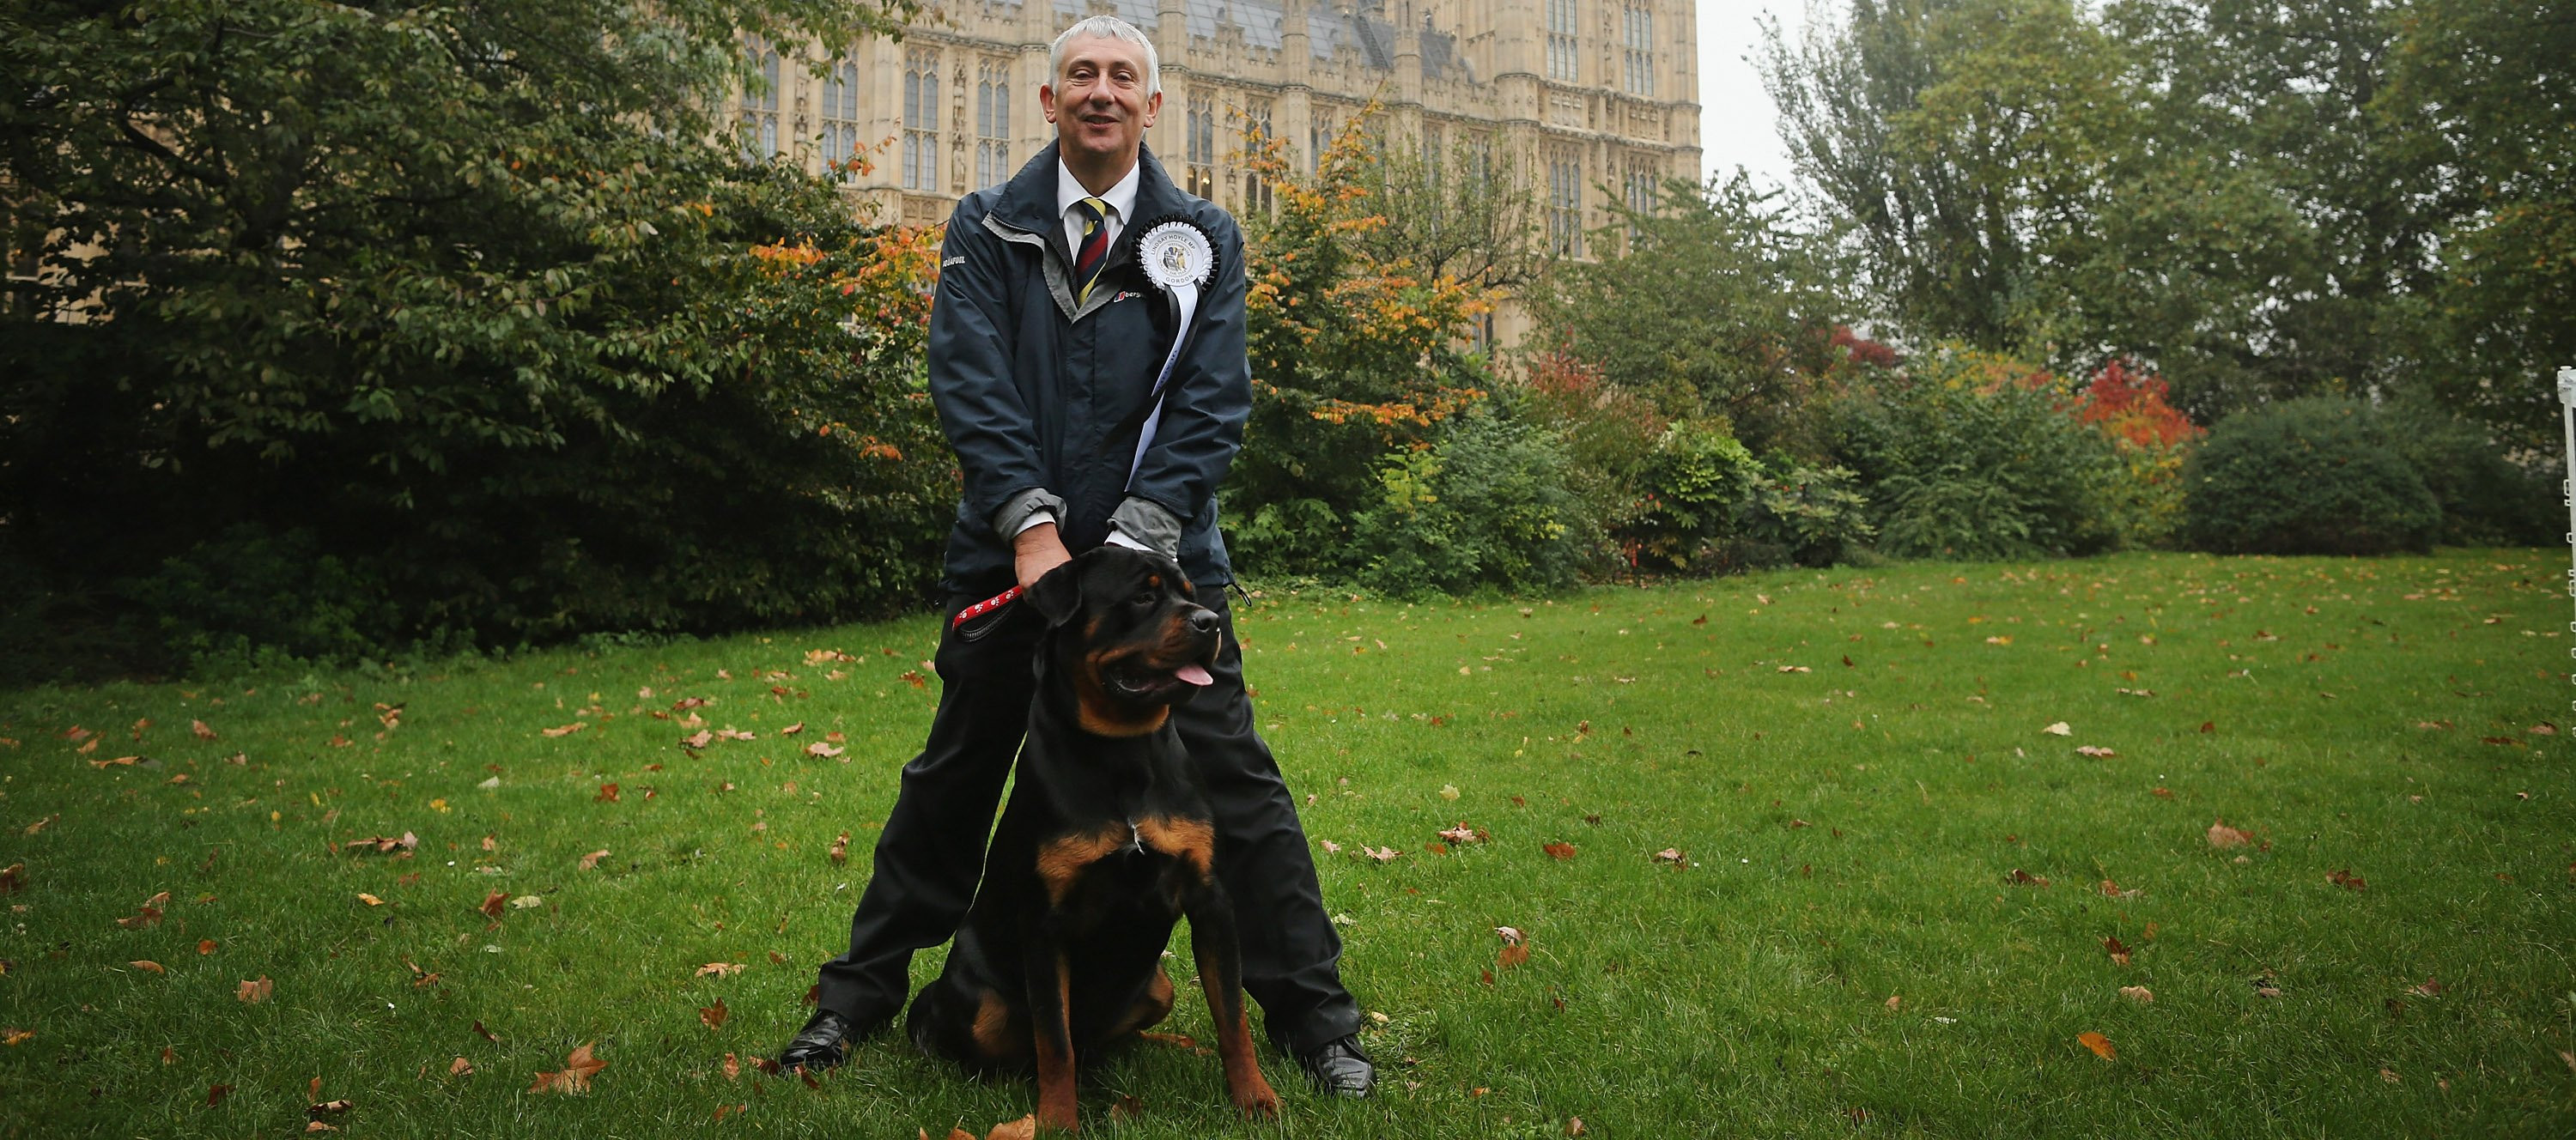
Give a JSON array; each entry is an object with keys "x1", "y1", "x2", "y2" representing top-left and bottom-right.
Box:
[{"x1": 1696, "y1": 1, "x2": 1812, "y2": 191}]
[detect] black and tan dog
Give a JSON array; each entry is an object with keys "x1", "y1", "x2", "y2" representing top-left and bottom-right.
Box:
[{"x1": 905, "y1": 546, "x2": 1279, "y2": 1131}]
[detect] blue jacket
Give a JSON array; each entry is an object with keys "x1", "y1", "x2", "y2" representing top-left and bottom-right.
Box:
[{"x1": 927, "y1": 142, "x2": 1249, "y2": 594}]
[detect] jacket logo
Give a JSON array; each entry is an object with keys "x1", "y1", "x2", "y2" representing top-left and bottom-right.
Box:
[
  {"x1": 1112, "y1": 290, "x2": 1139, "y2": 303},
  {"x1": 941, "y1": 256, "x2": 966, "y2": 268}
]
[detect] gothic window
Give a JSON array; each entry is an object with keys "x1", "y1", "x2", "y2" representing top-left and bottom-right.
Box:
[
  {"x1": 975, "y1": 60, "x2": 1011, "y2": 189},
  {"x1": 902, "y1": 48, "x2": 941, "y2": 191},
  {"x1": 1623, "y1": 5, "x2": 1655, "y2": 97},
  {"x1": 1240, "y1": 100, "x2": 1274, "y2": 213},
  {"x1": 1624, "y1": 161, "x2": 1659, "y2": 244},
  {"x1": 739, "y1": 38, "x2": 781, "y2": 160},
  {"x1": 1186, "y1": 92, "x2": 1215, "y2": 198},
  {"x1": 1548, "y1": 156, "x2": 1583, "y2": 258},
  {"x1": 1546, "y1": 0, "x2": 1578, "y2": 82},
  {"x1": 819, "y1": 61, "x2": 861, "y2": 180}
]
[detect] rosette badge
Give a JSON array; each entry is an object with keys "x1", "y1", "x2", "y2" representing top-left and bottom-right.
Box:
[{"x1": 1139, "y1": 221, "x2": 1215, "y2": 290}]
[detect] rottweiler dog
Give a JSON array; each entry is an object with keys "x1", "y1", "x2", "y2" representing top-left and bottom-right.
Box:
[{"x1": 905, "y1": 546, "x2": 1279, "y2": 1131}]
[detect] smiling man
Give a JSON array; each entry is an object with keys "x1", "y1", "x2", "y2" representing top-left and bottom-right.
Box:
[{"x1": 775, "y1": 15, "x2": 1375, "y2": 1099}]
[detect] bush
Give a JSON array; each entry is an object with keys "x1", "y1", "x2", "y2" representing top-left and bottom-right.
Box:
[
  {"x1": 2379, "y1": 402, "x2": 2560, "y2": 547},
  {"x1": 1831, "y1": 348, "x2": 2126, "y2": 559},
  {"x1": 2181, "y1": 397, "x2": 2441, "y2": 555},
  {"x1": 1729, "y1": 461, "x2": 1876, "y2": 569},
  {"x1": 1347, "y1": 408, "x2": 1594, "y2": 597},
  {"x1": 1625, "y1": 421, "x2": 1767, "y2": 572}
]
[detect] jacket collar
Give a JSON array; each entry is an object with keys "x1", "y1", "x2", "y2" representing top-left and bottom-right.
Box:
[{"x1": 993, "y1": 141, "x2": 1194, "y2": 241}]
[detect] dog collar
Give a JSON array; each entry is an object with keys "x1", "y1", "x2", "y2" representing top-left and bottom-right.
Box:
[{"x1": 951, "y1": 585, "x2": 1023, "y2": 628}]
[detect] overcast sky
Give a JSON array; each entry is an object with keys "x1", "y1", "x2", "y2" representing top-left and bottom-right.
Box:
[{"x1": 1697, "y1": 1, "x2": 1813, "y2": 191}]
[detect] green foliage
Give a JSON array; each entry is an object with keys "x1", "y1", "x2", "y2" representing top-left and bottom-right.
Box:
[
  {"x1": 1533, "y1": 173, "x2": 1847, "y2": 458},
  {"x1": 0, "y1": 0, "x2": 940, "y2": 678},
  {"x1": 1832, "y1": 347, "x2": 2126, "y2": 560},
  {"x1": 1347, "y1": 409, "x2": 1593, "y2": 597},
  {"x1": 1625, "y1": 422, "x2": 1767, "y2": 573},
  {"x1": 1732, "y1": 461, "x2": 1878, "y2": 570},
  {"x1": 2181, "y1": 397, "x2": 2441, "y2": 556},
  {"x1": 2376, "y1": 403, "x2": 2561, "y2": 548}
]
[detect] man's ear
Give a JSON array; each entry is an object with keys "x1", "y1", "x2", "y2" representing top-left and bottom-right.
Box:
[{"x1": 1024, "y1": 559, "x2": 1084, "y2": 628}]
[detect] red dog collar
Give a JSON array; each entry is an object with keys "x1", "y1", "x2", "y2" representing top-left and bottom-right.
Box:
[{"x1": 951, "y1": 585, "x2": 1023, "y2": 628}]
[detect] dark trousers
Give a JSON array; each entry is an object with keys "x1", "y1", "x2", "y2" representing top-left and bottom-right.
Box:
[{"x1": 811, "y1": 586, "x2": 1361, "y2": 1054}]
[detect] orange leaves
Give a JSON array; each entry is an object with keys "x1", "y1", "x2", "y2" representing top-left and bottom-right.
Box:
[
  {"x1": 539, "y1": 723, "x2": 587, "y2": 738},
  {"x1": 237, "y1": 976, "x2": 273, "y2": 1004},
  {"x1": 0, "y1": 864, "x2": 22, "y2": 893},
  {"x1": 479, "y1": 892, "x2": 508, "y2": 919},
  {"x1": 1495, "y1": 925, "x2": 1530, "y2": 972},
  {"x1": 2327, "y1": 868, "x2": 2367, "y2": 890},
  {"x1": 595, "y1": 784, "x2": 621, "y2": 803},
  {"x1": 696, "y1": 962, "x2": 746, "y2": 978},
  {"x1": 700, "y1": 998, "x2": 730, "y2": 1031},
  {"x1": 130, "y1": 960, "x2": 166, "y2": 974},
  {"x1": 1541, "y1": 841, "x2": 1577, "y2": 861},
  {"x1": 578, "y1": 849, "x2": 611, "y2": 871},
  {"x1": 2077, "y1": 1031, "x2": 2117, "y2": 1060},
  {"x1": 190, "y1": 719, "x2": 217, "y2": 741},
  {"x1": 2102, "y1": 937, "x2": 2131, "y2": 967},
  {"x1": 529, "y1": 1042, "x2": 605, "y2": 1094}
]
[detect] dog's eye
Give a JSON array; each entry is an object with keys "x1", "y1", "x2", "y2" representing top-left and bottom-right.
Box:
[{"x1": 1130, "y1": 589, "x2": 1156, "y2": 607}]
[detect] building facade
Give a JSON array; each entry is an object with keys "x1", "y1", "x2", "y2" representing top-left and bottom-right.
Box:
[{"x1": 741, "y1": 0, "x2": 1700, "y2": 342}]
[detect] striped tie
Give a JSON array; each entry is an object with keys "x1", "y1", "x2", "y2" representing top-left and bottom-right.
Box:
[{"x1": 1072, "y1": 197, "x2": 1110, "y2": 305}]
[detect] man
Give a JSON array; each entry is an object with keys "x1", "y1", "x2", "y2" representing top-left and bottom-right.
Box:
[{"x1": 775, "y1": 15, "x2": 1375, "y2": 1097}]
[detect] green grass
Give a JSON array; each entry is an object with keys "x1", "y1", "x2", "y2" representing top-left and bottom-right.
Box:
[{"x1": 5, "y1": 549, "x2": 2575, "y2": 1137}]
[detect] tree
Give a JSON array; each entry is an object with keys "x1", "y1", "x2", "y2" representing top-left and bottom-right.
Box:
[
  {"x1": 0, "y1": 0, "x2": 940, "y2": 675},
  {"x1": 1532, "y1": 172, "x2": 1849, "y2": 459}
]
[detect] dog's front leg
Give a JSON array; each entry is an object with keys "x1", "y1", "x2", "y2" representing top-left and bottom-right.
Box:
[
  {"x1": 1022, "y1": 925, "x2": 1080, "y2": 1132},
  {"x1": 1183, "y1": 886, "x2": 1280, "y2": 1119}
]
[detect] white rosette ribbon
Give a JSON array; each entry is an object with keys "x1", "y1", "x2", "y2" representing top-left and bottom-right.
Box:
[{"x1": 1127, "y1": 220, "x2": 1218, "y2": 488}]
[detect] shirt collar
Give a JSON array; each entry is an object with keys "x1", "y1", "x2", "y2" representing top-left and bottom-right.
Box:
[{"x1": 1057, "y1": 157, "x2": 1141, "y2": 224}]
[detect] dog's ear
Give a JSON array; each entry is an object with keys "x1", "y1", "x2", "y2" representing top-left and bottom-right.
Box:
[{"x1": 1024, "y1": 558, "x2": 1085, "y2": 628}]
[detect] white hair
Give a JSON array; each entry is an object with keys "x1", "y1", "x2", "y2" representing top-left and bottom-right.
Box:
[{"x1": 1048, "y1": 15, "x2": 1161, "y2": 96}]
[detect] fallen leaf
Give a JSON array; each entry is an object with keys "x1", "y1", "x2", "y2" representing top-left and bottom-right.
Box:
[
  {"x1": 2407, "y1": 978, "x2": 2445, "y2": 998},
  {"x1": 2008, "y1": 868, "x2": 2050, "y2": 887},
  {"x1": 780, "y1": 722, "x2": 805, "y2": 736},
  {"x1": 237, "y1": 976, "x2": 272, "y2": 1004},
  {"x1": 450, "y1": 1057, "x2": 474, "y2": 1076},
  {"x1": 130, "y1": 960, "x2": 165, "y2": 974},
  {"x1": 509, "y1": 895, "x2": 542, "y2": 909},
  {"x1": 805, "y1": 742, "x2": 843, "y2": 758},
  {"x1": 2041, "y1": 721, "x2": 2072, "y2": 737},
  {"x1": 829, "y1": 832, "x2": 851, "y2": 864},
  {"x1": 2103, "y1": 936, "x2": 2131, "y2": 967},
  {"x1": 2207, "y1": 820, "x2": 2254, "y2": 849},
  {"x1": 2380, "y1": 1067, "x2": 2401, "y2": 1083},
  {"x1": 595, "y1": 784, "x2": 620, "y2": 803},
  {"x1": 1109, "y1": 1094, "x2": 1145, "y2": 1123},
  {"x1": 1652, "y1": 847, "x2": 1686, "y2": 864},
  {"x1": 0, "y1": 863, "x2": 20, "y2": 893},
  {"x1": 986, "y1": 1114, "x2": 1036, "y2": 1140},
  {"x1": 2075, "y1": 746, "x2": 2117, "y2": 758},
  {"x1": 1496, "y1": 925, "x2": 1525, "y2": 945},
  {"x1": 539, "y1": 723, "x2": 586, "y2": 738},
  {"x1": 2119, "y1": 985, "x2": 2154, "y2": 1004},
  {"x1": 308, "y1": 1099, "x2": 353, "y2": 1116},
  {"x1": 116, "y1": 891, "x2": 171, "y2": 929},
  {"x1": 191, "y1": 719, "x2": 217, "y2": 741},
  {"x1": 1542, "y1": 841, "x2": 1577, "y2": 860},
  {"x1": 2077, "y1": 1031, "x2": 2116, "y2": 1060},
  {"x1": 2327, "y1": 868, "x2": 2366, "y2": 890},
  {"x1": 1498, "y1": 943, "x2": 1530, "y2": 970},
  {"x1": 1360, "y1": 845, "x2": 1400, "y2": 863},
  {"x1": 701, "y1": 998, "x2": 730, "y2": 1030},
  {"x1": 356, "y1": 894, "x2": 385, "y2": 907},
  {"x1": 681, "y1": 730, "x2": 714, "y2": 749},
  {"x1": 1565, "y1": 1118, "x2": 1587, "y2": 1137},
  {"x1": 1438, "y1": 784, "x2": 1460, "y2": 801},
  {"x1": 529, "y1": 1041, "x2": 605, "y2": 1094},
  {"x1": 23, "y1": 814, "x2": 59, "y2": 835},
  {"x1": 1437, "y1": 823, "x2": 1479, "y2": 844},
  {"x1": 2253, "y1": 976, "x2": 2283, "y2": 998},
  {"x1": 1318, "y1": 840, "x2": 1340, "y2": 854},
  {"x1": 479, "y1": 892, "x2": 507, "y2": 918},
  {"x1": 206, "y1": 1083, "x2": 232, "y2": 1105},
  {"x1": 579, "y1": 850, "x2": 611, "y2": 871},
  {"x1": 697, "y1": 962, "x2": 746, "y2": 978}
]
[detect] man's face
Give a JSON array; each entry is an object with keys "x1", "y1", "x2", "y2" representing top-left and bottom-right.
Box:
[{"x1": 1041, "y1": 33, "x2": 1161, "y2": 167}]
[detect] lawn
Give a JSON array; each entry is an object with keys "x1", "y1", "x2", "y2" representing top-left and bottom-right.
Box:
[{"x1": 3, "y1": 549, "x2": 2573, "y2": 1137}]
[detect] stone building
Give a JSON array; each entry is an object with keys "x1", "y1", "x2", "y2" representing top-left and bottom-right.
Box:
[{"x1": 738, "y1": 0, "x2": 1699, "y2": 342}]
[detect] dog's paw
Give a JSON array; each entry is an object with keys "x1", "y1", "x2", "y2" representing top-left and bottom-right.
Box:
[{"x1": 1233, "y1": 1077, "x2": 1281, "y2": 1120}]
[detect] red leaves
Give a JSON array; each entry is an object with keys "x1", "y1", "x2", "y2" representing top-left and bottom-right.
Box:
[
  {"x1": 529, "y1": 1042, "x2": 605, "y2": 1094},
  {"x1": 2327, "y1": 868, "x2": 2367, "y2": 891},
  {"x1": 479, "y1": 892, "x2": 507, "y2": 919},
  {"x1": 1541, "y1": 841, "x2": 1577, "y2": 860},
  {"x1": 595, "y1": 784, "x2": 620, "y2": 803}
]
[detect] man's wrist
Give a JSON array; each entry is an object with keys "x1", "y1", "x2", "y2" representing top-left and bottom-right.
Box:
[{"x1": 991, "y1": 487, "x2": 1066, "y2": 540}]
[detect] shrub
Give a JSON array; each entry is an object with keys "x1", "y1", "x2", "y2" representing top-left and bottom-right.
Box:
[
  {"x1": 2379, "y1": 402, "x2": 2559, "y2": 547},
  {"x1": 1348, "y1": 408, "x2": 1593, "y2": 597},
  {"x1": 1625, "y1": 421, "x2": 1767, "y2": 572},
  {"x1": 1729, "y1": 461, "x2": 1876, "y2": 569},
  {"x1": 1831, "y1": 347, "x2": 2126, "y2": 559},
  {"x1": 2073, "y1": 360, "x2": 2203, "y2": 550},
  {"x1": 2181, "y1": 397, "x2": 2441, "y2": 555}
]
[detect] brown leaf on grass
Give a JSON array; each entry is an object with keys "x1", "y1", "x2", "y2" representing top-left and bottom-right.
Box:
[
  {"x1": 307, "y1": 1100, "x2": 352, "y2": 1117},
  {"x1": 2407, "y1": 978, "x2": 2445, "y2": 998},
  {"x1": 681, "y1": 730, "x2": 714, "y2": 749},
  {"x1": 1652, "y1": 848, "x2": 1686, "y2": 864},
  {"x1": 345, "y1": 833, "x2": 418, "y2": 854},
  {"x1": 986, "y1": 1114, "x2": 1036, "y2": 1140},
  {"x1": 829, "y1": 832, "x2": 851, "y2": 864},
  {"x1": 901, "y1": 670, "x2": 928, "y2": 688},
  {"x1": 21, "y1": 814, "x2": 58, "y2": 835},
  {"x1": 1564, "y1": 1118, "x2": 1587, "y2": 1136},
  {"x1": 116, "y1": 891, "x2": 171, "y2": 928},
  {"x1": 2103, "y1": 937, "x2": 2131, "y2": 967},
  {"x1": 721, "y1": 1053, "x2": 741, "y2": 1082},
  {"x1": 1138, "y1": 1031, "x2": 1203, "y2": 1052},
  {"x1": 356, "y1": 894, "x2": 385, "y2": 907},
  {"x1": 90, "y1": 755, "x2": 140, "y2": 768},
  {"x1": 2120, "y1": 985, "x2": 2154, "y2": 1004},
  {"x1": 1109, "y1": 1094, "x2": 1145, "y2": 1123},
  {"x1": 2206, "y1": 820, "x2": 2254, "y2": 849},
  {"x1": 190, "y1": 719, "x2": 217, "y2": 741},
  {"x1": 1498, "y1": 943, "x2": 1530, "y2": 970},
  {"x1": 539, "y1": 723, "x2": 587, "y2": 738},
  {"x1": 2077, "y1": 1031, "x2": 2117, "y2": 1060},
  {"x1": 236, "y1": 976, "x2": 272, "y2": 1004},
  {"x1": 701, "y1": 998, "x2": 729, "y2": 1030},
  {"x1": 1437, "y1": 822, "x2": 1481, "y2": 844},
  {"x1": 479, "y1": 892, "x2": 507, "y2": 919},
  {"x1": 2253, "y1": 976, "x2": 2283, "y2": 998},
  {"x1": 2326, "y1": 868, "x2": 2366, "y2": 890},
  {"x1": 472, "y1": 1021, "x2": 499, "y2": 1042},
  {"x1": 131, "y1": 960, "x2": 166, "y2": 974},
  {"x1": 449, "y1": 1057, "x2": 474, "y2": 1076},
  {"x1": 0, "y1": 864, "x2": 22, "y2": 893},
  {"x1": 197, "y1": 939, "x2": 216, "y2": 955},
  {"x1": 805, "y1": 742, "x2": 843, "y2": 758},
  {"x1": 779, "y1": 722, "x2": 805, "y2": 736},
  {"x1": 1542, "y1": 841, "x2": 1577, "y2": 860},
  {"x1": 696, "y1": 962, "x2": 746, "y2": 978},
  {"x1": 2041, "y1": 721, "x2": 2072, "y2": 737},
  {"x1": 206, "y1": 1083, "x2": 232, "y2": 1106},
  {"x1": 529, "y1": 1041, "x2": 605, "y2": 1094},
  {"x1": 595, "y1": 784, "x2": 620, "y2": 803},
  {"x1": 1359, "y1": 845, "x2": 1400, "y2": 863},
  {"x1": 2075, "y1": 746, "x2": 2117, "y2": 758},
  {"x1": 2008, "y1": 869, "x2": 2050, "y2": 887},
  {"x1": 579, "y1": 850, "x2": 611, "y2": 871}
]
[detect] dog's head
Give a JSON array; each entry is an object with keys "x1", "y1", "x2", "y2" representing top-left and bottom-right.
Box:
[{"x1": 1025, "y1": 546, "x2": 1222, "y2": 737}]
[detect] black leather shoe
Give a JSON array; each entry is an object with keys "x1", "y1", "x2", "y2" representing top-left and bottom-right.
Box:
[
  {"x1": 777, "y1": 1010, "x2": 865, "y2": 1073},
  {"x1": 1293, "y1": 1034, "x2": 1375, "y2": 1098}
]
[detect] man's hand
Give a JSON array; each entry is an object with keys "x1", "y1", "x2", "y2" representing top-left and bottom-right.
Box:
[{"x1": 1012, "y1": 522, "x2": 1072, "y2": 591}]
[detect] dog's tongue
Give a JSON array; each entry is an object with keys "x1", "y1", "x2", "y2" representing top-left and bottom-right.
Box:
[{"x1": 1174, "y1": 664, "x2": 1215, "y2": 687}]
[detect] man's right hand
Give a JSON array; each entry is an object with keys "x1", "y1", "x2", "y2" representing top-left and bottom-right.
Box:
[{"x1": 1012, "y1": 522, "x2": 1072, "y2": 591}]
